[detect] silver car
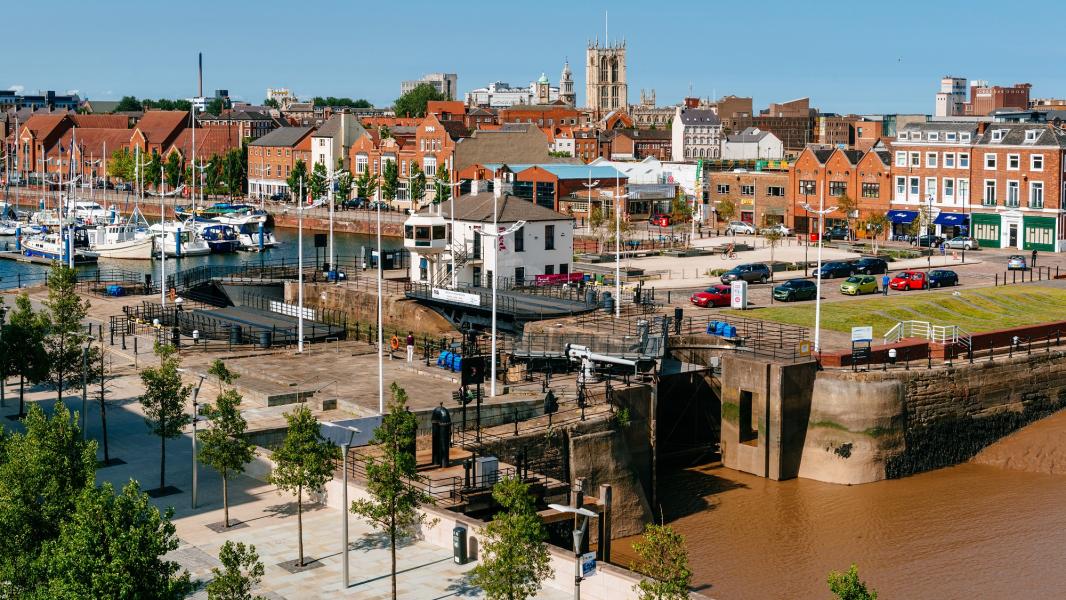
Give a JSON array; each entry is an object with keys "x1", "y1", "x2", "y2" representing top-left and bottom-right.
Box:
[
  {"x1": 726, "y1": 221, "x2": 756, "y2": 235},
  {"x1": 1008, "y1": 255, "x2": 1027, "y2": 270},
  {"x1": 945, "y1": 236, "x2": 976, "y2": 250}
]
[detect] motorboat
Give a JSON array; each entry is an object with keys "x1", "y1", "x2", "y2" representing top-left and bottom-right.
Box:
[
  {"x1": 30, "y1": 209, "x2": 64, "y2": 227},
  {"x1": 87, "y1": 222, "x2": 154, "y2": 260},
  {"x1": 22, "y1": 230, "x2": 99, "y2": 264},
  {"x1": 68, "y1": 200, "x2": 114, "y2": 225},
  {"x1": 236, "y1": 223, "x2": 279, "y2": 250},
  {"x1": 196, "y1": 223, "x2": 240, "y2": 253},
  {"x1": 212, "y1": 208, "x2": 268, "y2": 227},
  {"x1": 0, "y1": 220, "x2": 43, "y2": 236},
  {"x1": 142, "y1": 222, "x2": 212, "y2": 257}
]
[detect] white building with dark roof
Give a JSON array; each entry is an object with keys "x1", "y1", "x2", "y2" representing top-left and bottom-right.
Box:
[
  {"x1": 721, "y1": 127, "x2": 784, "y2": 160},
  {"x1": 671, "y1": 106, "x2": 723, "y2": 161}
]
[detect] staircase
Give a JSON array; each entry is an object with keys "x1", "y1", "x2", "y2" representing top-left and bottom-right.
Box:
[{"x1": 431, "y1": 241, "x2": 470, "y2": 288}]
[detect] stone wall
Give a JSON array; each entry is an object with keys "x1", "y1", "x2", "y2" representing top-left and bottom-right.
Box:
[
  {"x1": 284, "y1": 281, "x2": 454, "y2": 335},
  {"x1": 798, "y1": 349, "x2": 1066, "y2": 484}
]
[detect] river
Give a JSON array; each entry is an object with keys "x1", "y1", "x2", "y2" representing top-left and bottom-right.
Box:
[
  {"x1": 615, "y1": 417, "x2": 1066, "y2": 600},
  {"x1": 0, "y1": 227, "x2": 404, "y2": 289}
]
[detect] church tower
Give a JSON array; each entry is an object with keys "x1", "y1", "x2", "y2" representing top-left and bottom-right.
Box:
[
  {"x1": 585, "y1": 38, "x2": 627, "y2": 116},
  {"x1": 535, "y1": 73, "x2": 551, "y2": 104},
  {"x1": 560, "y1": 60, "x2": 575, "y2": 106}
]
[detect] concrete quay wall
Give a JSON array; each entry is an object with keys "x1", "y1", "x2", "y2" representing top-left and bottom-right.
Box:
[
  {"x1": 284, "y1": 281, "x2": 454, "y2": 336},
  {"x1": 798, "y1": 350, "x2": 1066, "y2": 484}
]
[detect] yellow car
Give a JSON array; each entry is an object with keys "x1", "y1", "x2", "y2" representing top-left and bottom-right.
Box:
[{"x1": 840, "y1": 275, "x2": 878, "y2": 296}]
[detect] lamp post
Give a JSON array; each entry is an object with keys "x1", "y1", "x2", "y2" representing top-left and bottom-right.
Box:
[
  {"x1": 322, "y1": 169, "x2": 349, "y2": 274},
  {"x1": 613, "y1": 173, "x2": 629, "y2": 319},
  {"x1": 801, "y1": 181, "x2": 815, "y2": 276},
  {"x1": 801, "y1": 190, "x2": 838, "y2": 354},
  {"x1": 548, "y1": 503, "x2": 598, "y2": 600},
  {"x1": 580, "y1": 169, "x2": 599, "y2": 234},
  {"x1": 292, "y1": 178, "x2": 325, "y2": 354},
  {"x1": 0, "y1": 305, "x2": 9, "y2": 408},
  {"x1": 476, "y1": 214, "x2": 526, "y2": 398}
]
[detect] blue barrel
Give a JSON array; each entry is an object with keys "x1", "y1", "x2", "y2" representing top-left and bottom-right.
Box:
[
  {"x1": 258, "y1": 329, "x2": 272, "y2": 348},
  {"x1": 106, "y1": 284, "x2": 125, "y2": 297},
  {"x1": 715, "y1": 322, "x2": 728, "y2": 336},
  {"x1": 230, "y1": 324, "x2": 242, "y2": 345},
  {"x1": 437, "y1": 351, "x2": 451, "y2": 368},
  {"x1": 724, "y1": 325, "x2": 737, "y2": 338},
  {"x1": 451, "y1": 354, "x2": 462, "y2": 372},
  {"x1": 707, "y1": 320, "x2": 719, "y2": 335},
  {"x1": 603, "y1": 291, "x2": 614, "y2": 313}
]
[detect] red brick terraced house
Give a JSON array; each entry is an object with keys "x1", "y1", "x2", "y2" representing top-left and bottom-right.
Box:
[
  {"x1": 247, "y1": 126, "x2": 315, "y2": 200},
  {"x1": 788, "y1": 147, "x2": 892, "y2": 237}
]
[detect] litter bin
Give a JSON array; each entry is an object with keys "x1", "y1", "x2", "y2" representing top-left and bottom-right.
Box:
[
  {"x1": 674, "y1": 307, "x2": 683, "y2": 334},
  {"x1": 258, "y1": 329, "x2": 272, "y2": 348},
  {"x1": 453, "y1": 526, "x2": 468, "y2": 564},
  {"x1": 602, "y1": 291, "x2": 614, "y2": 313},
  {"x1": 230, "y1": 324, "x2": 243, "y2": 345}
]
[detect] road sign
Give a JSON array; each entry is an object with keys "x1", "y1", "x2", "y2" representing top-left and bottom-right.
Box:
[
  {"x1": 581, "y1": 552, "x2": 597, "y2": 578},
  {"x1": 851, "y1": 326, "x2": 873, "y2": 343},
  {"x1": 798, "y1": 340, "x2": 812, "y2": 356}
]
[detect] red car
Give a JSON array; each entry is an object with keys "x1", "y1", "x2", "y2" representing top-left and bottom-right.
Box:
[
  {"x1": 690, "y1": 284, "x2": 732, "y2": 307},
  {"x1": 889, "y1": 270, "x2": 928, "y2": 291}
]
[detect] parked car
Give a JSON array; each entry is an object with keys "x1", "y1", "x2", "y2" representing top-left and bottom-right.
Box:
[
  {"x1": 853, "y1": 257, "x2": 888, "y2": 275},
  {"x1": 927, "y1": 269, "x2": 959, "y2": 288},
  {"x1": 341, "y1": 197, "x2": 366, "y2": 209},
  {"x1": 840, "y1": 275, "x2": 879, "y2": 296},
  {"x1": 914, "y1": 234, "x2": 945, "y2": 247},
  {"x1": 1007, "y1": 255, "x2": 1027, "y2": 270},
  {"x1": 726, "y1": 221, "x2": 756, "y2": 235},
  {"x1": 945, "y1": 236, "x2": 976, "y2": 250},
  {"x1": 269, "y1": 191, "x2": 290, "y2": 202},
  {"x1": 772, "y1": 279, "x2": 818, "y2": 302},
  {"x1": 721, "y1": 263, "x2": 772, "y2": 284},
  {"x1": 817, "y1": 261, "x2": 855, "y2": 279},
  {"x1": 760, "y1": 224, "x2": 792, "y2": 236},
  {"x1": 649, "y1": 214, "x2": 670, "y2": 227},
  {"x1": 889, "y1": 270, "x2": 928, "y2": 291},
  {"x1": 114, "y1": 182, "x2": 133, "y2": 191},
  {"x1": 690, "y1": 285, "x2": 732, "y2": 308},
  {"x1": 824, "y1": 226, "x2": 850, "y2": 241}
]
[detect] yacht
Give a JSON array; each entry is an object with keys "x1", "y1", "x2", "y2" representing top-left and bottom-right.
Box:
[
  {"x1": 196, "y1": 223, "x2": 240, "y2": 253},
  {"x1": 23, "y1": 230, "x2": 99, "y2": 264},
  {"x1": 69, "y1": 201, "x2": 114, "y2": 225},
  {"x1": 0, "y1": 220, "x2": 43, "y2": 236},
  {"x1": 87, "y1": 222, "x2": 154, "y2": 260},
  {"x1": 212, "y1": 208, "x2": 268, "y2": 227},
  {"x1": 142, "y1": 222, "x2": 212, "y2": 257},
  {"x1": 236, "y1": 223, "x2": 279, "y2": 250},
  {"x1": 30, "y1": 209, "x2": 63, "y2": 228}
]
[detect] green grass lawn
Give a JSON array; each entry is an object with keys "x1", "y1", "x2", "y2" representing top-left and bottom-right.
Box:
[{"x1": 748, "y1": 286, "x2": 1066, "y2": 336}]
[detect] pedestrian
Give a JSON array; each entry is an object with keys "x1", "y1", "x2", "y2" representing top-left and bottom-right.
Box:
[
  {"x1": 882, "y1": 273, "x2": 890, "y2": 296},
  {"x1": 1032, "y1": 248, "x2": 1038, "y2": 268},
  {"x1": 406, "y1": 330, "x2": 415, "y2": 363}
]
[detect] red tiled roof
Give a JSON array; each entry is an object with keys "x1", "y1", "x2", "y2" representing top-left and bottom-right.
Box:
[
  {"x1": 22, "y1": 114, "x2": 70, "y2": 140},
  {"x1": 71, "y1": 114, "x2": 129, "y2": 129},
  {"x1": 58, "y1": 128, "x2": 134, "y2": 158},
  {"x1": 135, "y1": 110, "x2": 189, "y2": 143},
  {"x1": 168, "y1": 125, "x2": 241, "y2": 160}
]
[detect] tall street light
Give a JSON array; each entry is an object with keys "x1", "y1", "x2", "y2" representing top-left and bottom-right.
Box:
[
  {"x1": 613, "y1": 173, "x2": 629, "y2": 319},
  {"x1": 322, "y1": 168, "x2": 349, "y2": 274},
  {"x1": 801, "y1": 188, "x2": 837, "y2": 354},
  {"x1": 548, "y1": 503, "x2": 598, "y2": 600},
  {"x1": 580, "y1": 168, "x2": 599, "y2": 234},
  {"x1": 476, "y1": 205, "x2": 526, "y2": 398},
  {"x1": 177, "y1": 368, "x2": 206, "y2": 509},
  {"x1": 290, "y1": 178, "x2": 325, "y2": 354}
]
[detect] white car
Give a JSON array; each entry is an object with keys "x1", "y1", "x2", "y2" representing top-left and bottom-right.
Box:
[
  {"x1": 944, "y1": 236, "x2": 976, "y2": 250},
  {"x1": 760, "y1": 224, "x2": 792, "y2": 236},
  {"x1": 726, "y1": 221, "x2": 756, "y2": 235}
]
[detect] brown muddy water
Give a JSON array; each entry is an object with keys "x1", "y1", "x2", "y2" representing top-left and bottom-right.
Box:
[{"x1": 615, "y1": 424, "x2": 1066, "y2": 599}]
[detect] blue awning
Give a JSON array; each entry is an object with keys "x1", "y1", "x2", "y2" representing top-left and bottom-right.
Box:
[
  {"x1": 887, "y1": 210, "x2": 919, "y2": 224},
  {"x1": 934, "y1": 212, "x2": 969, "y2": 226}
]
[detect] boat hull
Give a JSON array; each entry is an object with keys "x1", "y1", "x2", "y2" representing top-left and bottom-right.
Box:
[{"x1": 94, "y1": 236, "x2": 155, "y2": 260}]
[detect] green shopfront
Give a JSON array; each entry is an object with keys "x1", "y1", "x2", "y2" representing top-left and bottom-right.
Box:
[{"x1": 971, "y1": 211, "x2": 1057, "y2": 252}]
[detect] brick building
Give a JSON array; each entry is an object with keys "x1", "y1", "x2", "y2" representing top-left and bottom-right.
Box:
[
  {"x1": 498, "y1": 104, "x2": 582, "y2": 128},
  {"x1": 247, "y1": 126, "x2": 315, "y2": 200},
  {"x1": 707, "y1": 169, "x2": 790, "y2": 227},
  {"x1": 130, "y1": 111, "x2": 189, "y2": 156},
  {"x1": 788, "y1": 147, "x2": 893, "y2": 236},
  {"x1": 609, "y1": 128, "x2": 671, "y2": 160}
]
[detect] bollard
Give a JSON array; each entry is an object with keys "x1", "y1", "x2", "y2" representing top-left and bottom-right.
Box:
[
  {"x1": 121, "y1": 329, "x2": 127, "y2": 350},
  {"x1": 134, "y1": 337, "x2": 138, "y2": 355},
  {"x1": 995, "y1": 273, "x2": 998, "y2": 286}
]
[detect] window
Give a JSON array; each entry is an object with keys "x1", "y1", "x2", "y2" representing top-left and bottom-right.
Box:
[
  {"x1": 925, "y1": 177, "x2": 937, "y2": 200},
  {"x1": 909, "y1": 152, "x2": 920, "y2": 167},
  {"x1": 798, "y1": 180, "x2": 816, "y2": 195},
  {"x1": 514, "y1": 227, "x2": 524, "y2": 252},
  {"x1": 959, "y1": 153, "x2": 970, "y2": 168},
  {"x1": 909, "y1": 177, "x2": 920, "y2": 197},
  {"x1": 895, "y1": 176, "x2": 906, "y2": 197},
  {"x1": 943, "y1": 178, "x2": 954, "y2": 200},
  {"x1": 544, "y1": 224, "x2": 555, "y2": 250},
  {"x1": 514, "y1": 266, "x2": 525, "y2": 284},
  {"x1": 1006, "y1": 181, "x2": 1020, "y2": 207},
  {"x1": 928, "y1": 132, "x2": 940, "y2": 142},
  {"x1": 767, "y1": 186, "x2": 785, "y2": 197},
  {"x1": 946, "y1": 132, "x2": 958, "y2": 142},
  {"x1": 716, "y1": 184, "x2": 730, "y2": 194},
  {"x1": 991, "y1": 130, "x2": 1004, "y2": 142},
  {"x1": 984, "y1": 153, "x2": 997, "y2": 169},
  {"x1": 898, "y1": 132, "x2": 909, "y2": 141},
  {"x1": 355, "y1": 154, "x2": 368, "y2": 174},
  {"x1": 961, "y1": 133, "x2": 972, "y2": 143},
  {"x1": 318, "y1": 138, "x2": 325, "y2": 147},
  {"x1": 423, "y1": 156, "x2": 436, "y2": 176},
  {"x1": 862, "y1": 182, "x2": 879, "y2": 198},
  {"x1": 895, "y1": 151, "x2": 906, "y2": 167},
  {"x1": 958, "y1": 179, "x2": 969, "y2": 203},
  {"x1": 829, "y1": 181, "x2": 847, "y2": 196},
  {"x1": 1007, "y1": 154, "x2": 1020, "y2": 170},
  {"x1": 1030, "y1": 181, "x2": 1044, "y2": 208},
  {"x1": 944, "y1": 153, "x2": 956, "y2": 168},
  {"x1": 1031, "y1": 154, "x2": 1044, "y2": 171},
  {"x1": 741, "y1": 185, "x2": 754, "y2": 196},
  {"x1": 544, "y1": 264, "x2": 554, "y2": 276},
  {"x1": 559, "y1": 263, "x2": 569, "y2": 275},
  {"x1": 983, "y1": 180, "x2": 996, "y2": 205},
  {"x1": 1025, "y1": 130, "x2": 1040, "y2": 143},
  {"x1": 926, "y1": 152, "x2": 937, "y2": 168}
]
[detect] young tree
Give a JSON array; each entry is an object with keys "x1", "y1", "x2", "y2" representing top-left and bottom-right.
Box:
[
  {"x1": 865, "y1": 212, "x2": 890, "y2": 255},
  {"x1": 95, "y1": 341, "x2": 114, "y2": 464},
  {"x1": 470, "y1": 476, "x2": 553, "y2": 600},
  {"x1": 827, "y1": 564, "x2": 878, "y2": 600},
  {"x1": 630, "y1": 523, "x2": 692, "y2": 600},
  {"x1": 380, "y1": 159, "x2": 399, "y2": 207},
  {"x1": 433, "y1": 163, "x2": 451, "y2": 204},
  {"x1": 6, "y1": 293, "x2": 48, "y2": 417},
  {"x1": 355, "y1": 167, "x2": 379, "y2": 201},
  {"x1": 139, "y1": 343, "x2": 192, "y2": 491},
  {"x1": 287, "y1": 159, "x2": 307, "y2": 200},
  {"x1": 393, "y1": 83, "x2": 445, "y2": 118},
  {"x1": 198, "y1": 388, "x2": 255, "y2": 528},
  {"x1": 763, "y1": 228, "x2": 783, "y2": 280},
  {"x1": 836, "y1": 193, "x2": 857, "y2": 238},
  {"x1": 164, "y1": 152, "x2": 183, "y2": 188},
  {"x1": 0, "y1": 403, "x2": 96, "y2": 592},
  {"x1": 145, "y1": 151, "x2": 163, "y2": 189},
  {"x1": 206, "y1": 153, "x2": 223, "y2": 193},
  {"x1": 206, "y1": 541, "x2": 266, "y2": 600},
  {"x1": 409, "y1": 162, "x2": 426, "y2": 208},
  {"x1": 42, "y1": 263, "x2": 90, "y2": 405},
  {"x1": 308, "y1": 161, "x2": 327, "y2": 201},
  {"x1": 39, "y1": 480, "x2": 192, "y2": 599},
  {"x1": 269, "y1": 404, "x2": 339, "y2": 568},
  {"x1": 208, "y1": 358, "x2": 238, "y2": 396},
  {"x1": 337, "y1": 170, "x2": 353, "y2": 204},
  {"x1": 716, "y1": 198, "x2": 737, "y2": 223},
  {"x1": 223, "y1": 148, "x2": 246, "y2": 198},
  {"x1": 351, "y1": 383, "x2": 433, "y2": 600},
  {"x1": 107, "y1": 147, "x2": 135, "y2": 182}
]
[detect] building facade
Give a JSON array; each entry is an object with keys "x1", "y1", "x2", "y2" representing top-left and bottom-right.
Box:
[
  {"x1": 788, "y1": 147, "x2": 893, "y2": 236},
  {"x1": 707, "y1": 169, "x2": 790, "y2": 227},
  {"x1": 671, "y1": 106, "x2": 722, "y2": 161},
  {"x1": 401, "y1": 73, "x2": 458, "y2": 100},
  {"x1": 247, "y1": 126, "x2": 314, "y2": 199},
  {"x1": 721, "y1": 127, "x2": 784, "y2": 160},
  {"x1": 585, "y1": 40, "x2": 627, "y2": 116}
]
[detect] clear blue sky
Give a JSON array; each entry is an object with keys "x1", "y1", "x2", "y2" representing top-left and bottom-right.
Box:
[{"x1": 4, "y1": 0, "x2": 1062, "y2": 114}]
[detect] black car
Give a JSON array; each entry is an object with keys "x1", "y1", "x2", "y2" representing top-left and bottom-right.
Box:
[
  {"x1": 773, "y1": 279, "x2": 818, "y2": 302},
  {"x1": 927, "y1": 269, "x2": 959, "y2": 288},
  {"x1": 914, "y1": 234, "x2": 945, "y2": 247},
  {"x1": 817, "y1": 261, "x2": 855, "y2": 278},
  {"x1": 824, "y1": 226, "x2": 850, "y2": 241},
  {"x1": 853, "y1": 257, "x2": 888, "y2": 275},
  {"x1": 341, "y1": 197, "x2": 367, "y2": 209},
  {"x1": 721, "y1": 263, "x2": 772, "y2": 284},
  {"x1": 270, "y1": 191, "x2": 290, "y2": 202}
]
